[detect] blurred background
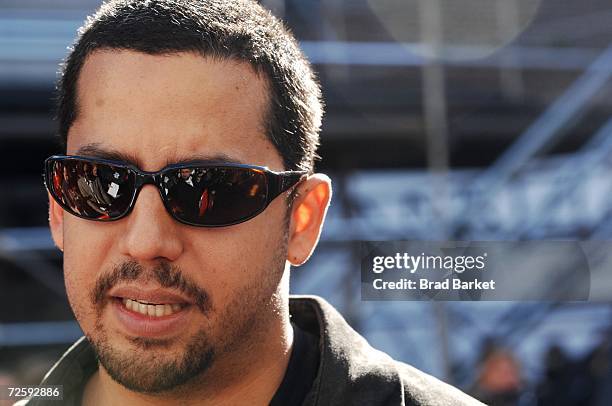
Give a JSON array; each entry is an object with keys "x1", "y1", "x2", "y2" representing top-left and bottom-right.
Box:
[{"x1": 2, "y1": 0, "x2": 612, "y2": 404}]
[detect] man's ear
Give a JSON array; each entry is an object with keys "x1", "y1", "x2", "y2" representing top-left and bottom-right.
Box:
[
  {"x1": 48, "y1": 192, "x2": 64, "y2": 252},
  {"x1": 287, "y1": 173, "x2": 332, "y2": 266}
]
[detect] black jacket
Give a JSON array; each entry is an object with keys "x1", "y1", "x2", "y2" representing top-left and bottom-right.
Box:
[
  {"x1": 16, "y1": 295, "x2": 483, "y2": 405},
  {"x1": 292, "y1": 296, "x2": 482, "y2": 406}
]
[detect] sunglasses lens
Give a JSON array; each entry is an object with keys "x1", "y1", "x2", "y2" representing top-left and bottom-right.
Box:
[
  {"x1": 48, "y1": 159, "x2": 135, "y2": 220},
  {"x1": 162, "y1": 167, "x2": 268, "y2": 226}
]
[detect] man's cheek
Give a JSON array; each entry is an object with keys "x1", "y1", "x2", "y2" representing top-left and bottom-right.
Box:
[
  {"x1": 64, "y1": 277, "x2": 88, "y2": 326},
  {"x1": 63, "y1": 259, "x2": 95, "y2": 324},
  {"x1": 62, "y1": 225, "x2": 108, "y2": 287}
]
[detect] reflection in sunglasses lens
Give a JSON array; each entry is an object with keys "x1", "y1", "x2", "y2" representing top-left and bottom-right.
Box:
[
  {"x1": 51, "y1": 160, "x2": 134, "y2": 220},
  {"x1": 164, "y1": 167, "x2": 267, "y2": 225}
]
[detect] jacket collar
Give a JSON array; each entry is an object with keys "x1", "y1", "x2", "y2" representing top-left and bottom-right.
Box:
[{"x1": 289, "y1": 295, "x2": 404, "y2": 406}]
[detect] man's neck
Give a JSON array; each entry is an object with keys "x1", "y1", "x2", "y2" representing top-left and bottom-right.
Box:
[{"x1": 82, "y1": 315, "x2": 294, "y2": 406}]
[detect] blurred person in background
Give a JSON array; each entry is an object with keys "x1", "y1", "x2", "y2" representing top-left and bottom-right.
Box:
[
  {"x1": 471, "y1": 338, "x2": 523, "y2": 405},
  {"x1": 536, "y1": 339, "x2": 611, "y2": 406},
  {"x1": 22, "y1": 1, "x2": 482, "y2": 405}
]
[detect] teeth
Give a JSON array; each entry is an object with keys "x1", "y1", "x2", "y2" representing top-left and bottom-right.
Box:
[
  {"x1": 121, "y1": 298, "x2": 183, "y2": 317},
  {"x1": 155, "y1": 305, "x2": 165, "y2": 317},
  {"x1": 124, "y1": 298, "x2": 134, "y2": 310},
  {"x1": 147, "y1": 304, "x2": 156, "y2": 316},
  {"x1": 164, "y1": 304, "x2": 173, "y2": 316}
]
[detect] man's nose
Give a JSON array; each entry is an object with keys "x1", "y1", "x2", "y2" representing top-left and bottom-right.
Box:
[{"x1": 117, "y1": 185, "x2": 184, "y2": 262}]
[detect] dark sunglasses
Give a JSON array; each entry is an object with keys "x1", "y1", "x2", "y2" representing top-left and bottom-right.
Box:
[{"x1": 44, "y1": 155, "x2": 307, "y2": 227}]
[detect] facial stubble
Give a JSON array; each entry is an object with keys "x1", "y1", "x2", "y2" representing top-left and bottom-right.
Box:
[{"x1": 76, "y1": 222, "x2": 290, "y2": 396}]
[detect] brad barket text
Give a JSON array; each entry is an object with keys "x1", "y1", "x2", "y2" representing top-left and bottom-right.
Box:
[{"x1": 372, "y1": 278, "x2": 496, "y2": 291}]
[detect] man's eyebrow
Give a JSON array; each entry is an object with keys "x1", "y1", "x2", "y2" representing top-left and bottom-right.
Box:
[
  {"x1": 171, "y1": 153, "x2": 246, "y2": 166},
  {"x1": 76, "y1": 144, "x2": 143, "y2": 167},
  {"x1": 74, "y1": 143, "x2": 246, "y2": 167}
]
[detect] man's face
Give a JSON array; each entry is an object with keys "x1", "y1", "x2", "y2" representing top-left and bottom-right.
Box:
[
  {"x1": 55, "y1": 50, "x2": 292, "y2": 393},
  {"x1": 179, "y1": 168, "x2": 192, "y2": 180}
]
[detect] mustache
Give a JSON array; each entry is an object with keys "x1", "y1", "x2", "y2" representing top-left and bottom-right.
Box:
[{"x1": 92, "y1": 260, "x2": 211, "y2": 313}]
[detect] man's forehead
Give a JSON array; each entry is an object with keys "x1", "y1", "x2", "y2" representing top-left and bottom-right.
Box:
[
  {"x1": 69, "y1": 50, "x2": 285, "y2": 171},
  {"x1": 76, "y1": 50, "x2": 269, "y2": 118}
]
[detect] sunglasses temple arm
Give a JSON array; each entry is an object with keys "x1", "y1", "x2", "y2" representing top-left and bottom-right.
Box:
[{"x1": 268, "y1": 172, "x2": 307, "y2": 200}]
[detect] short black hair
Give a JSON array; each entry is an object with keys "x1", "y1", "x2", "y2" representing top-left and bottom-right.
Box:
[{"x1": 57, "y1": 0, "x2": 323, "y2": 172}]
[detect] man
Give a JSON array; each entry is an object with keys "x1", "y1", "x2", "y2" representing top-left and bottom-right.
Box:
[
  {"x1": 75, "y1": 164, "x2": 113, "y2": 216},
  {"x1": 25, "y1": 1, "x2": 482, "y2": 405},
  {"x1": 167, "y1": 168, "x2": 202, "y2": 220}
]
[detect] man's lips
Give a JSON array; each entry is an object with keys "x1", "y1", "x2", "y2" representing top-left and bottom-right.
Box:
[
  {"x1": 107, "y1": 286, "x2": 194, "y2": 337},
  {"x1": 109, "y1": 286, "x2": 193, "y2": 305}
]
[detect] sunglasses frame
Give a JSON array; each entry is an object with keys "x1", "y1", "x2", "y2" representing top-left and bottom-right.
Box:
[{"x1": 44, "y1": 154, "x2": 308, "y2": 227}]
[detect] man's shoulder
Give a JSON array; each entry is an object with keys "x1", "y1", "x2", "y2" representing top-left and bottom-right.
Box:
[
  {"x1": 393, "y1": 359, "x2": 483, "y2": 406},
  {"x1": 334, "y1": 340, "x2": 484, "y2": 406},
  {"x1": 289, "y1": 295, "x2": 484, "y2": 406}
]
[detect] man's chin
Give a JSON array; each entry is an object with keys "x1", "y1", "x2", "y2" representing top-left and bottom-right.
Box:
[{"x1": 87, "y1": 329, "x2": 215, "y2": 394}]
